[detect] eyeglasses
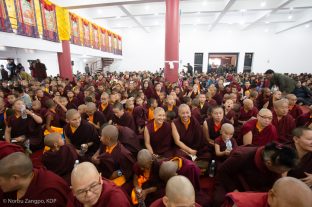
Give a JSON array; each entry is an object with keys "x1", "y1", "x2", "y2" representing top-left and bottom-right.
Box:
[
  {"x1": 258, "y1": 114, "x2": 273, "y2": 120},
  {"x1": 75, "y1": 177, "x2": 102, "y2": 199}
]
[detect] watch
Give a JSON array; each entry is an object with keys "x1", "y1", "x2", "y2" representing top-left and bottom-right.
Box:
[{"x1": 117, "y1": 170, "x2": 123, "y2": 177}]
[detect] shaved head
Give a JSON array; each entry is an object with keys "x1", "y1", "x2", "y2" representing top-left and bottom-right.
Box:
[
  {"x1": 258, "y1": 108, "x2": 272, "y2": 116},
  {"x1": 71, "y1": 162, "x2": 99, "y2": 185},
  {"x1": 0, "y1": 152, "x2": 32, "y2": 178},
  {"x1": 137, "y1": 149, "x2": 153, "y2": 169},
  {"x1": 86, "y1": 102, "x2": 96, "y2": 111},
  {"x1": 221, "y1": 123, "x2": 234, "y2": 133},
  {"x1": 268, "y1": 177, "x2": 312, "y2": 207},
  {"x1": 66, "y1": 109, "x2": 80, "y2": 120},
  {"x1": 101, "y1": 125, "x2": 119, "y2": 144},
  {"x1": 163, "y1": 176, "x2": 195, "y2": 206},
  {"x1": 44, "y1": 132, "x2": 62, "y2": 148},
  {"x1": 243, "y1": 99, "x2": 253, "y2": 105},
  {"x1": 159, "y1": 161, "x2": 178, "y2": 183},
  {"x1": 178, "y1": 104, "x2": 190, "y2": 113},
  {"x1": 154, "y1": 107, "x2": 165, "y2": 116},
  {"x1": 286, "y1": 94, "x2": 296, "y2": 99}
]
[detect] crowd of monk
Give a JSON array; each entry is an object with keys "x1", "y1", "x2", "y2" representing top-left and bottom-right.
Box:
[{"x1": 0, "y1": 70, "x2": 311, "y2": 207}]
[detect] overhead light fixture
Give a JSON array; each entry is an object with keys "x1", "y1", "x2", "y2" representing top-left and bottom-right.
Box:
[
  {"x1": 145, "y1": 5, "x2": 150, "y2": 11},
  {"x1": 202, "y1": 1, "x2": 207, "y2": 6},
  {"x1": 197, "y1": 18, "x2": 201, "y2": 23},
  {"x1": 116, "y1": 16, "x2": 120, "y2": 19},
  {"x1": 290, "y1": 7, "x2": 293, "y2": 11},
  {"x1": 240, "y1": 9, "x2": 246, "y2": 13},
  {"x1": 305, "y1": 24, "x2": 310, "y2": 28},
  {"x1": 154, "y1": 13, "x2": 159, "y2": 16},
  {"x1": 197, "y1": 11, "x2": 201, "y2": 14},
  {"x1": 288, "y1": 15, "x2": 292, "y2": 20},
  {"x1": 239, "y1": 20, "x2": 245, "y2": 25},
  {"x1": 265, "y1": 21, "x2": 270, "y2": 24},
  {"x1": 261, "y1": 2, "x2": 266, "y2": 7},
  {"x1": 264, "y1": 29, "x2": 269, "y2": 33}
]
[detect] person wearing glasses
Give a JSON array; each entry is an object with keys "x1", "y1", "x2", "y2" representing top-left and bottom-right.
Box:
[
  {"x1": 213, "y1": 142, "x2": 298, "y2": 207},
  {"x1": 240, "y1": 108, "x2": 278, "y2": 146},
  {"x1": 67, "y1": 161, "x2": 130, "y2": 207}
]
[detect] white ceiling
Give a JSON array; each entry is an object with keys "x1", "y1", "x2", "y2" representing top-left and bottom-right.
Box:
[{"x1": 50, "y1": 0, "x2": 312, "y2": 34}]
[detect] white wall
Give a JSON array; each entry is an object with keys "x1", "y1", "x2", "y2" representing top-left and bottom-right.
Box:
[{"x1": 117, "y1": 25, "x2": 312, "y2": 74}]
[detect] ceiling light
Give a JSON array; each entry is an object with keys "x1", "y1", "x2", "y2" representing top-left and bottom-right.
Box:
[
  {"x1": 290, "y1": 7, "x2": 293, "y2": 11},
  {"x1": 116, "y1": 16, "x2": 120, "y2": 19},
  {"x1": 265, "y1": 21, "x2": 270, "y2": 24},
  {"x1": 261, "y1": 2, "x2": 266, "y2": 7},
  {"x1": 197, "y1": 18, "x2": 201, "y2": 23},
  {"x1": 145, "y1": 5, "x2": 150, "y2": 11},
  {"x1": 240, "y1": 9, "x2": 246, "y2": 13},
  {"x1": 288, "y1": 15, "x2": 292, "y2": 20},
  {"x1": 305, "y1": 24, "x2": 310, "y2": 28},
  {"x1": 197, "y1": 11, "x2": 201, "y2": 14},
  {"x1": 239, "y1": 20, "x2": 245, "y2": 25},
  {"x1": 154, "y1": 13, "x2": 159, "y2": 16},
  {"x1": 264, "y1": 29, "x2": 269, "y2": 33},
  {"x1": 202, "y1": 1, "x2": 207, "y2": 6}
]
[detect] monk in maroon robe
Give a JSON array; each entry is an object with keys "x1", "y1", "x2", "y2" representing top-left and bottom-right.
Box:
[
  {"x1": 162, "y1": 95, "x2": 179, "y2": 119},
  {"x1": 240, "y1": 109, "x2": 278, "y2": 146},
  {"x1": 133, "y1": 104, "x2": 148, "y2": 133},
  {"x1": 66, "y1": 91, "x2": 79, "y2": 110},
  {"x1": 84, "y1": 102, "x2": 107, "y2": 131},
  {"x1": 256, "y1": 88, "x2": 271, "y2": 109},
  {"x1": 272, "y1": 99, "x2": 296, "y2": 143},
  {"x1": 224, "y1": 99, "x2": 236, "y2": 124},
  {"x1": 199, "y1": 94, "x2": 209, "y2": 123},
  {"x1": 286, "y1": 94, "x2": 303, "y2": 120},
  {"x1": 0, "y1": 141, "x2": 24, "y2": 159},
  {"x1": 117, "y1": 125, "x2": 141, "y2": 156},
  {"x1": 64, "y1": 109, "x2": 100, "y2": 157},
  {"x1": 112, "y1": 103, "x2": 136, "y2": 132},
  {"x1": 238, "y1": 99, "x2": 259, "y2": 125},
  {"x1": 150, "y1": 176, "x2": 201, "y2": 207},
  {"x1": 0, "y1": 152, "x2": 70, "y2": 207},
  {"x1": 35, "y1": 89, "x2": 50, "y2": 108},
  {"x1": 42, "y1": 133, "x2": 78, "y2": 185},
  {"x1": 222, "y1": 177, "x2": 312, "y2": 207},
  {"x1": 213, "y1": 143, "x2": 297, "y2": 207},
  {"x1": 191, "y1": 98, "x2": 202, "y2": 124},
  {"x1": 296, "y1": 108, "x2": 312, "y2": 128},
  {"x1": 145, "y1": 107, "x2": 176, "y2": 158},
  {"x1": 67, "y1": 162, "x2": 130, "y2": 207},
  {"x1": 99, "y1": 92, "x2": 114, "y2": 122}
]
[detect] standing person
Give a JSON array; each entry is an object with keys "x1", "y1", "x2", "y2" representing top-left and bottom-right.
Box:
[
  {"x1": 264, "y1": 69, "x2": 296, "y2": 94},
  {"x1": 184, "y1": 63, "x2": 193, "y2": 76},
  {"x1": 6, "y1": 59, "x2": 16, "y2": 80},
  {"x1": 35, "y1": 59, "x2": 47, "y2": 82},
  {"x1": 0, "y1": 65, "x2": 9, "y2": 81},
  {"x1": 85, "y1": 64, "x2": 90, "y2": 75}
]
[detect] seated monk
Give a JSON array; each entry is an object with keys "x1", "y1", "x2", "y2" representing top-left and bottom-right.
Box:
[
  {"x1": 77, "y1": 104, "x2": 86, "y2": 115},
  {"x1": 199, "y1": 93, "x2": 209, "y2": 124},
  {"x1": 191, "y1": 98, "x2": 202, "y2": 124},
  {"x1": 287, "y1": 127, "x2": 312, "y2": 187},
  {"x1": 144, "y1": 107, "x2": 176, "y2": 158},
  {"x1": 133, "y1": 96, "x2": 148, "y2": 134},
  {"x1": 42, "y1": 133, "x2": 78, "y2": 185},
  {"x1": 67, "y1": 162, "x2": 131, "y2": 207},
  {"x1": 91, "y1": 125, "x2": 135, "y2": 194},
  {"x1": 116, "y1": 125, "x2": 141, "y2": 156},
  {"x1": 0, "y1": 141, "x2": 23, "y2": 159},
  {"x1": 223, "y1": 177, "x2": 312, "y2": 207},
  {"x1": 203, "y1": 105, "x2": 231, "y2": 146},
  {"x1": 296, "y1": 105, "x2": 312, "y2": 128},
  {"x1": 264, "y1": 90, "x2": 282, "y2": 110},
  {"x1": 98, "y1": 92, "x2": 114, "y2": 123},
  {"x1": 0, "y1": 152, "x2": 70, "y2": 206},
  {"x1": 224, "y1": 99, "x2": 235, "y2": 125},
  {"x1": 84, "y1": 102, "x2": 107, "y2": 131},
  {"x1": 238, "y1": 99, "x2": 259, "y2": 125},
  {"x1": 162, "y1": 95, "x2": 178, "y2": 119},
  {"x1": 112, "y1": 102, "x2": 136, "y2": 132},
  {"x1": 213, "y1": 142, "x2": 298, "y2": 207},
  {"x1": 272, "y1": 99, "x2": 296, "y2": 143},
  {"x1": 240, "y1": 108, "x2": 278, "y2": 146},
  {"x1": 214, "y1": 123, "x2": 238, "y2": 169},
  {"x1": 150, "y1": 175, "x2": 201, "y2": 207},
  {"x1": 147, "y1": 98, "x2": 158, "y2": 122},
  {"x1": 286, "y1": 94, "x2": 303, "y2": 120},
  {"x1": 45, "y1": 99, "x2": 63, "y2": 134},
  {"x1": 172, "y1": 104, "x2": 208, "y2": 159},
  {"x1": 64, "y1": 109, "x2": 100, "y2": 157},
  {"x1": 132, "y1": 149, "x2": 163, "y2": 206}
]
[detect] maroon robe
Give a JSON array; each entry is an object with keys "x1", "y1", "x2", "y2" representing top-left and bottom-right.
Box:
[
  {"x1": 133, "y1": 105, "x2": 147, "y2": 129},
  {"x1": 146, "y1": 121, "x2": 176, "y2": 158},
  {"x1": 175, "y1": 157, "x2": 201, "y2": 191},
  {"x1": 42, "y1": 144, "x2": 78, "y2": 185},
  {"x1": 239, "y1": 119, "x2": 278, "y2": 146},
  {"x1": 99, "y1": 104, "x2": 114, "y2": 122},
  {"x1": 288, "y1": 148, "x2": 312, "y2": 179},
  {"x1": 288, "y1": 104, "x2": 303, "y2": 120},
  {"x1": 38, "y1": 96, "x2": 50, "y2": 108},
  {"x1": 66, "y1": 98, "x2": 79, "y2": 110},
  {"x1": 163, "y1": 105, "x2": 178, "y2": 119},
  {"x1": 27, "y1": 113, "x2": 44, "y2": 151},
  {"x1": 117, "y1": 126, "x2": 141, "y2": 156},
  {"x1": 205, "y1": 117, "x2": 232, "y2": 140},
  {"x1": 45, "y1": 109, "x2": 62, "y2": 128},
  {"x1": 66, "y1": 178, "x2": 131, "y2": 207},
  {"x1": 0, "y1": 141, "x2": 24, "y2": 159},
  {"x1": 7, "y1": 115, "x2": 28, "y2": 139},
  {"x1": 0, "y1": 168, "x2": 70, "y2": 207},
  {"x1": 55, "y1": 105, "x2": 67, "y2": 127},
  {"x1": 272, "y1": 111, "x2": 296, "y2": 144},
  {"x1": 112, "y1": 112, "x2": 136, "y2": 132},
  {"x1": 214, "y1": 146, "x2": 281, "y2": 207},
  {"x1": 173, "y1": 117, "x2": 208, "y2": 157},
  {"x1": 191, "y1": 107, "x2": 202, "y2": 124},
  {"x1": 296, "y1": 112, "x2": 312, "y2": 127},
  {"x1": 225, "y1": 109, "x2": 236, "y2": 121},
  {"x1": 238, "y1": 107, "x2": 259, "y2": 122},
  {"x1": 199, "y1": 101, "x2": 209, "y2": 122},
  {"x1": 214, "y1": 136, "x2": 238, "y2": 163},
  {"x1": 64, "y1": 120, "x2": 100, "y2": 155},
  {"x1": 88, "y1": 111, "x2": 107, "y2": 127},
  {"x1": 223, "y1": 192, "x2": 268, "y2": 207},
  {"x1": 150, "y1": 198, "x2": 201, "y2": 207}
]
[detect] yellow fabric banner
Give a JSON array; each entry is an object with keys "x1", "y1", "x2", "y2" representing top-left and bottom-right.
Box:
[
  {"x1": 56, "y1": 5, "x2": 70, "y2": 40},
  {"x1": 34, "y1": 0, "x2": 42, "y2": 35},
  {"x1": 5, "y1": 0, "x2": 17, "y2": 30}
]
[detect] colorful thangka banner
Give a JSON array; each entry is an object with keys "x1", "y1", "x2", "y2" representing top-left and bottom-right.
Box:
[
  {"x1": 82, "y1": 19, "x2": 90, "y2": 47},
  {"x1": 92, "y1": 24, "x2": 99, "y2": 49},
  {"x1": 69, "y1": 12, "x2": 80, "y2": 45},
  {"x1": 39, "y1": 0, "x2": 58, "y2": 42},
  {"x1": 0, "y1": 0, "x2": 13, "y2": 32},
  {"x1": 117, "y1": 35, "x2": 122, "y2": 55},
  {"x1": 100, "y1": 28, "x2": 107, "y2": 52},
  {"x1": 15, "y1": 0, "x2": 38, "y2": 37}
]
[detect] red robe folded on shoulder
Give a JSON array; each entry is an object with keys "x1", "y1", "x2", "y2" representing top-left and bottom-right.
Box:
[
  {"x1": 117, "y1": 126, "x2": 141, "y2": 156},
  {"x1": 223, "y1": 192, "x2": 269, "y2": 207},
  {"x1": 239, "y1": 107, "x2": 258, "y2": 122},
  {"x1": 272, "y1": 111, "x2": 296, "y2": 144},
  {"x1": 112, "y1": 112, "x2": 136, "y2": 132},
  {"x1": 0, "y1": 141, "x2": 24, "y2": 159}
]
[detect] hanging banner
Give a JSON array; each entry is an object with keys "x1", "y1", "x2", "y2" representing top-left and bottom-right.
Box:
[
  {"x1": 117, "y1": 35, "x2": 122, "y2": 55},
  {"x1": 69, "y1": 12, "x2": 80, "y2": 45},
  {"x1": 39, "y1": 0, "x2": 58, "y2": 42},
  {"x1": 107, "y1": 30, "x2": 112, "y2": 53},
  {"x1": 6, "y1": 0, "x2": 17, "y2": 30},
  {"x1": 0, "y1": 0, "x2": 13, "y2": 32},
  {"x1": 100, "y1": 28, "x2": 107, "y2": 52},
  {"x1": 55, "y1": 5, "x2": 69, "y2": 40},
  {"x1": 82, "y1": 18, "x2": 90, "y2": 47},
  {"x1": 92, "y1": 24, "x2": 99, "y2": 49},
  {"x1": 15, "y1": 0, "x2": 39, "y2": 37},
  {"x1": 113, "y1": 33, "x2": 118, "y2": 54}
]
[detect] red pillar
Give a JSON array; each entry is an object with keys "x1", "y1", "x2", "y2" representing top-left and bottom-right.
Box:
[
  {"x1": 57, "y1": 40, "x2": 73, "y2": 80},
  {"x1": 164, "y1": 0, "x2": 180, "y2": 83}
]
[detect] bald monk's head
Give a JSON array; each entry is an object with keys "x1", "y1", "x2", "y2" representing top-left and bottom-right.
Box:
[
  {"x1": 163, "y1": 176, "x2": 195, "y2": 207},
  {"x1": 100, "y1": 92, "x2": 109, "y2": 105},
  {"x1": 44, "y1": 133, "x2": 64, "y2": 150},
  {"x1": 273, "y1": 90, "x2": 282, "y2": 100},
  {"x1": 268, "y1": 177, "x2": 312, "y2": 207},
  {"x1": 86, "y1": 102, "x2": 97, "y2": 116},
  {"x1": 71, "y1": 162, "x2": 103, "y2": 206},
  {"x1": 243, "y1": 99, "x2": 254, "y2": 110},
  {"x1": 100, "y1": 125, "x2": 119, "y2": 146},
  {"x1": 0, "y1": 152, "x2": 33, "y2": 192},
  {"x1": 159, "y1": 161, "x2": 178, "y2": 183},
  {"x1": 273, "y1": 99, "x2": 289, "y2": 117},
  {"x1": 257, "y1": 108, "x2": 273, "y2": 127},
  {"x1": 286, "y1": 94, "x2": 297, "y2": 106},
  {"x1": 137, "y1": 149, "x2": 153, "y2": 171},
  {"x1": 154, "y1": 107, "x2": 166, "y2": 125},
  {"x1": 78, "y1": 104, "x2": 87, "y2": 115},
  {"x1": 178, "y1": 104, "x2": 191, "y2": 123},
  {"x1": 220, "y1": 123, "x2": 234, "y2": 140},
  {"x1": 66, "y1": 109, "x2": 81, "y2": 128}
]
